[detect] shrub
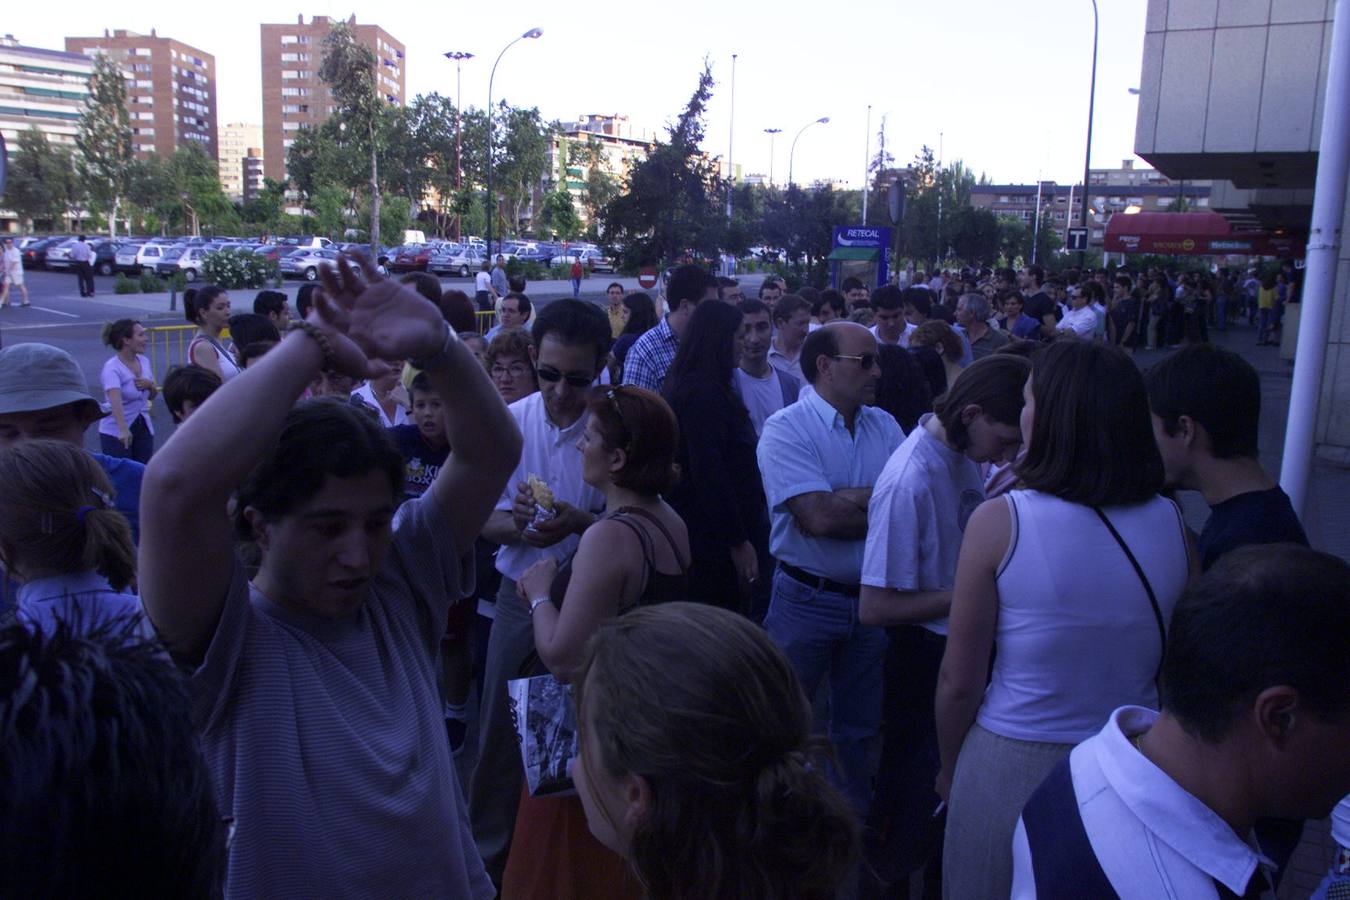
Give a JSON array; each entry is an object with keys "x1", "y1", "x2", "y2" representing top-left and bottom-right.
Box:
[
  {"x1": 138, "y1": 271, "x2": 166, "y2": 293},
  {"x1": 201, "y1": 246, "x2": 278, "y2": 289},
  {"x1": 170, "y1": 271, "x2": 187, "y2": 292},
  {"x1": 114, "y1": 273, "x2": 140, "y2": 294}
]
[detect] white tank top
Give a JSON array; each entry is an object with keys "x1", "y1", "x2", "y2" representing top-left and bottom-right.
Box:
[{"x1": 976, "y1": 490, "x2": 1190, "y2": 744}]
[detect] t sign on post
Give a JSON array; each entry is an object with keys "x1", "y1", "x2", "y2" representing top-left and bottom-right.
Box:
[
  {"x1": 637, "y1": 267, "x2": 658, "y2": 290},
  {"x1": 1067, "y1": 227, "x2": 1089, "y2": 252},
  {"x1": 888, "y1": 180, "x2": 906, "y2": 226}
]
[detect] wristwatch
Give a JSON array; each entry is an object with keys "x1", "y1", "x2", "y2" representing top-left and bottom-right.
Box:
[{"x1": 410, "y1": 320, "x2": 458, "y2": 372}]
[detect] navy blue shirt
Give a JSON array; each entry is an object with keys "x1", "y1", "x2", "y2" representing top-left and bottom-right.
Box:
[
  {"x1": 1197, "y1": 486, "x2": 1308, "y2": 571},
  {"x1": 388, "y1": 425, "x2": 449, "y2": 500}
]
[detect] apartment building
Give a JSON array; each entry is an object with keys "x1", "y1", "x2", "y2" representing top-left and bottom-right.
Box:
[
  {"x1": 545, "y1": 114, "x2": 654, "y2": 225},
  {"x1": 259, "y1": 14, "x2": 405, "y2": 183},
  {"x1": 218, "y1": 122, "x2": 262, "y2": 200},
  {"x1": 970, "y1": 172, "x2": 1212, "y2": 248},
  {"x1": 0, "y1": 35, "x2": 94, "y2": 152},
  {"x1": 243, "y1": 150, "x2": 265, "y2": 202},
  {"x1": 66, "y1": 29, "x2": 216, "y2": 159}
]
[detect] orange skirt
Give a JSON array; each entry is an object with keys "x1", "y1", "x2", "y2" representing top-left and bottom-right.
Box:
[{"x1": 500, "y1": 784, "x2": 643, "y2": 900}]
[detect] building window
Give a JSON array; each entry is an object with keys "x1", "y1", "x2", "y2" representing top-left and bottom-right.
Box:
[
  {"x1": 282, "y1": 70, "x2": 302, "y2": 80},
  {"x1": 283, "y1": 121, "x2": 301, "y2": 131},
  {"x1": 1195, "y1": 197, "x2": 1208, "y2": 207},
  {"x1": 135, "y1": 79, "x2": 153, "y2": 89},
  {"x1": 133, "y1": 47, "x2": 151, "y2": 57}
]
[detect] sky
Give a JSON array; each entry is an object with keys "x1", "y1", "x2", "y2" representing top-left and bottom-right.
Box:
[{"x1": 13, "y1": 0, "x2": 1152, "y2": 187}]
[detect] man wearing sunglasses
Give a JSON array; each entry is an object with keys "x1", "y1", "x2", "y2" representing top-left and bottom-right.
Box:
[
  {"x1": 757, "y1": 321, "x2": 902, "y2": 816},
  {"x1": 470, "y1": 299, "x2": 611, "y2": 886}
]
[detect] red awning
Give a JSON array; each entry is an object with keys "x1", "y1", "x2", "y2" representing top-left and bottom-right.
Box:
[{"x1": 1103, "y1": 211, "x2": 1304, "y2": 258}]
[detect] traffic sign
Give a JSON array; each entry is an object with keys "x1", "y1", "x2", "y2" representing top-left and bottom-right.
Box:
[
  {"x1": 637, "y1": 267, "x2": 658, "y2": 289},
  {"x1": 1067, "y1": 227, "x2": 1089, "y2": 252}
]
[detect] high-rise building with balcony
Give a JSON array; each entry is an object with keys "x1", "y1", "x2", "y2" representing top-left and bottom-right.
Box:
[
  {"x1": 259, "y1": 15, "x2": 405, "y2": 183},
  {"x1": 0, "y1": 35, "x2": 95, "y2": 152},
  {"x1": 219, "y1": 122, "x2": 262, "y2": 200},
  {"x1": 66, "y1": 29, "x2": 216, "y2": 160}
]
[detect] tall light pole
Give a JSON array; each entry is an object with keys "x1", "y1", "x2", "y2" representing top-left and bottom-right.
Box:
[
  {"x1": 763, "y1": 128, "x2": 781, "y2": 186},
  {"x1": 1079, "y1": 0, "x2": 1099, "y2": 268},
  {"x1": 788, "y1": 116, "x2": 829, "y2": 188},
  {"x1": 726, "y1": 53, "x2": 737, "y2": 219},
  {"x1": 486, "y1": 27, "x2": 542, "y2": 257},
  {"x1": 443, "y1": 50, "x2": 474, "y2": 240}
]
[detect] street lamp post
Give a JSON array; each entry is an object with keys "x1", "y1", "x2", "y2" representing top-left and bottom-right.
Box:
[
  {"x1": 1079, "y1": 0, "x2": 1099, "y2": 268},
  {"x1": 726, "y1": 52, "x2": 737, "y2": 220},
  {"x1": 443, "y1": 50, "x2": 474, "y2": 240},
  {"x1": 788, "y1": 116, "x2": 829, "y2": 188},
  {"x1": 486, "y1": 27, "x2": 542, "y2": 258},
  {"x1": 763, "y1": 128, "x2": 781, "y2": 186}
]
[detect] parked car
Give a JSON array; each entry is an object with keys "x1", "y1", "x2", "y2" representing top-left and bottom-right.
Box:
[
  {"x1": 42, "y1": 237, "x2": 81, "y2": 270},
  {"x1": 277, "y1": 235, "x2": 335, "y2": 251},
  {"x1": 279, "y1": 247, "x2": 341, "y2": 281},
  {"x1": 20, "y1": 236, "x2": 68, "y2": 269},
  {"x1": 550, "y1": 247, "x2": 614, "y2": 273},
  {"x1": 115, "y1": 240, "x2": 153, "y2": 274},
  {"x1": 133, "y1": 242, "x2": 180, "y2": 274},
  {"x1": 389, "y1": 243, "x2": 442, "y2": 273},
  {"x1": 337, "y1": 243, "x2": 392, "y2": 265},
  {"x1": 155, "y1": 246, "x2": 211, "y2": 281},
  {"x1": 429, "y1": 245, "x2": 487, "y2": 278}
]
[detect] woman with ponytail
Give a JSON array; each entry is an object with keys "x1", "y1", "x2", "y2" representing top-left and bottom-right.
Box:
[
  {"x1": 573, "y1": 602, "x2": 859, "y2": 900},
  {"x1": 185, "y1": 285, "x2": 242, "y2": 382},
  {"x1": 0, "y1": 439, "x2": 144, "y2": 636}
]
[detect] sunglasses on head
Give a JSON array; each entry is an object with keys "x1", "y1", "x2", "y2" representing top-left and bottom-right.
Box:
[
  {"x1": 536, "y1": 367, "x2": 593, "y2": 387},
  {"x1": 831, "y1": 353, "x2": 877, "y2": 371}
]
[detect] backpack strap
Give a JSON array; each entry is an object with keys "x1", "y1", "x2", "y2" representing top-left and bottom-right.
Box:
[
  {"x1": 613, "y1": 506, "x2": 689, "y2": 573},
  {"x1": 1094, "y1": 507, "x2": 1167, "y2": 684},
  {"x1": 1021, "y1": 756, "x2": 1119, "y2": 899}
]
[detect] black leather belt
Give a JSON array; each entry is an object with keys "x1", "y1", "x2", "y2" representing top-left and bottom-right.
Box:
[{"x1": 779, "y1": 562, "x2": 861, "y2": 597}]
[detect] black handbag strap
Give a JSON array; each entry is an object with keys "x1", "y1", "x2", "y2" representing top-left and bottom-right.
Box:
[{"x1": 1094, "y1": 507, "x2": 1166, "y2": 680}]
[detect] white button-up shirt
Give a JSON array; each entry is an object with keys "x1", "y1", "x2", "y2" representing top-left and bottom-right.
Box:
[
  {"x1": 1012, "y1": 706, "x2": 1279, "y2": 900},
  {"x1": 493, "y1": 391, "x2": 605, "y2": 582}
]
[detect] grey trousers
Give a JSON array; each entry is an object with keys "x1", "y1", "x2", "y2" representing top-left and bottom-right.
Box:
[
  {"x1": 467, "y1": 575, "x2": 535, "y2": 886},
  {"x1": 942, "y1": 723, "x2": 1073, "y2": 900}
]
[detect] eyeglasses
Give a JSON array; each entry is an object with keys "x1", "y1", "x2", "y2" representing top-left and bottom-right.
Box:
[
  {"x1": 490, "y1": 362, "x2": 531, "y2": 380},
  {"x1": 536, "y1": 367, "x2": 593, "y2": 388},
  {"x1": 831, "y1": 353, "x2": 877, "y2": 371}
]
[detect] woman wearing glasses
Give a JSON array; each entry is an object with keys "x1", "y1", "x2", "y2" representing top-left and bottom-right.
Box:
[
  {"x1": 661, "y1": 301, "x2": 769, "y2": 614},
  {"x1": 505, "y1": 385, "x2": 690, "y2": 899},
  {"x1": 485, "y1": 328, "x2": 539, "y2": 404}
]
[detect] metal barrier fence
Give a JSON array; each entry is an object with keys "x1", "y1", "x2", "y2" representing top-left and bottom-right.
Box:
[
  {"x1": 475, "y1": 310, "x2": 495, "y2": 334},
  {"x1": 146, "y1": 325, "x2": 200, "y2": 383}
]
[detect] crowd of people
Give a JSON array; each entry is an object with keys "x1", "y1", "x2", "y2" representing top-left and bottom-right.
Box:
[{"x1": 0, "y1": 250, "x2": 1346, "y2": 900}]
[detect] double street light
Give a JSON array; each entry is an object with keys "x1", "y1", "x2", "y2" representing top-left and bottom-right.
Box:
[
  {"x1": 788, "y1": 116, "x2": 830, "y2": 189},
  {"x1": 486, "y1": 28, "x2": 543, "y2": 257},
  {"x1": 442, "y1": 50, "x2": 474, "y2": 240}
]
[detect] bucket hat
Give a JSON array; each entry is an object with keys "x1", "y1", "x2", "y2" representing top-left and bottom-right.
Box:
[{"x1": 0, "y1": 343, "x2": 103, "y2": 418}]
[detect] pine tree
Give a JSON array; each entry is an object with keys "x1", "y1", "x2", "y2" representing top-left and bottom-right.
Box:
[{"x1": 77, "y1": 53, "x2": 133, "y2": 237}]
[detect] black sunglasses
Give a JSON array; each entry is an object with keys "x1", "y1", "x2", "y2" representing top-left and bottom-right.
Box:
[
  {"x1": 536, "y1": 367, "x2": 593, "y2": 388},
  {"x1": 831, "y1": 353, "x2": 877, "y2": 371}
]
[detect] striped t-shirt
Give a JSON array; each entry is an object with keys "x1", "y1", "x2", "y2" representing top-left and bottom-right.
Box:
[{"x1": 192, "y1": 494, "x2": 491, "y2": 899}]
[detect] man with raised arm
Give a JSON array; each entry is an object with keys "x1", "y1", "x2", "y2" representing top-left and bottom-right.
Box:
[{"x1": 138, "y1": 255, "x2": 521, "y2": 900}]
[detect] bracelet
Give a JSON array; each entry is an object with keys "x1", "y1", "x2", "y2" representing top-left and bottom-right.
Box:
[
  {"x1": 410, "y1": 320, "x2": 459, "y2": 372},
  {"x1": 529, "y1": 596, "x2": 550, "y2": 615},
  {"x1": 288, "y1": 320, "x2": 336, "y2": 372}
]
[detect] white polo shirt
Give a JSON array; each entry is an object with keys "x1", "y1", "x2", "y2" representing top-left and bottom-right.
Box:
[
  {"x1": 1011, "y1": 706, "x2": 1279, "y2": 900},
  {"x1": 870, "y1": 321, "x2": 917, "y2": 348},
  {"x1": 493, "y1": 391, "x2": 605, "y2": 583}
]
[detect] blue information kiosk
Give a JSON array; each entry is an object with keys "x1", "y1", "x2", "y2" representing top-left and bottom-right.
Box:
[{"x1": 828, "y1": 226, "x2": 893, "y2": 291}]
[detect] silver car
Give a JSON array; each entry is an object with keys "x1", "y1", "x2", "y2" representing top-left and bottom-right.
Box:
[
  {"x1": 429, "y1": 245, "x2": 487, "y2": 278},
  {"x1": 279, "y1": 247, "x2": 340, "y2": 281}
]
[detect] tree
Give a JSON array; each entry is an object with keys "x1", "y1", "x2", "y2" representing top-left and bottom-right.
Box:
[
  {"x1": 2, "y1": 128, "x2": 74, "y2": 230},
  {"x1": 948, "y1": 206, "x2": 1002, "y2": 265},
  {"x1": 318, "y1": 23, "x2": 385, "y2": 247},
  {"x1": 536, "y1": 188, "x2": 583, "y2": 241},
  {"x1": 77, "y1": 53, "x2": 134, "y2": 237},
  {"x1": 492, "y1": 103, "x2": 552, "y2": 236},
  {"x1": 864, "y1": 115, "x2": 896, "y2": 228},
  {"x1": 599, "y1": 63, "x2": 724, "y2": 268},
  {"x1": 241, "y1": 178, "x2": 287, "y2": 233},
  {"x1": 1165, "y1": 195, "x2": 1191, "y2": 213}
]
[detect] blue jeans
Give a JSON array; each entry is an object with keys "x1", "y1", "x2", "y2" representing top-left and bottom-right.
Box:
[
  {"x1": 763, "y1": 567, "x2": 888, "y2": 816},
  {"x1": 570, "y1": 277, "x2": 581, "y2": 298}
]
